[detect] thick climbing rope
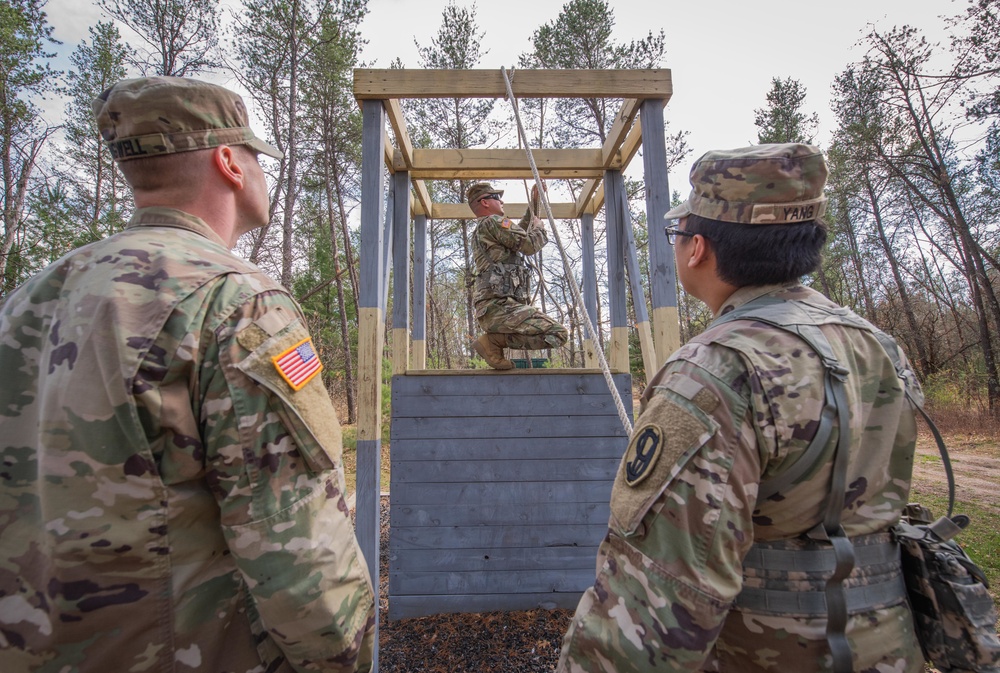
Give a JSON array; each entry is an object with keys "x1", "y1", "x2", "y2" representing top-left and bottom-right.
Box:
[{"x1": 501, "y1": 66, "x2": 634, "y2": 436}]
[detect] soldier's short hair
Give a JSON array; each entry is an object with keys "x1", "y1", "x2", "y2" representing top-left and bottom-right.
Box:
[{"x1": 684, "y1": 213, "x2": 827, "y2": 286}]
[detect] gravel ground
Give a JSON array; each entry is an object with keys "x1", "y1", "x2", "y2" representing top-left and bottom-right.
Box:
[{"x1": 373, "y1": 497, "x2": 575, "y2": 673}]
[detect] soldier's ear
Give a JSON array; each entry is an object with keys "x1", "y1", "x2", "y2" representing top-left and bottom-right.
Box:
[
  {"x1": 213, "y1": 145, "x2": 245, "y2": 190},
  {"x1": 686, "y1": 234, "x2": 713, "y2": 268}
]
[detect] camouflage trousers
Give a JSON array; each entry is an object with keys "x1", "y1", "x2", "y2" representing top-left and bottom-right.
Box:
[{"x1": 475, "y1": 297, "x2": 568, "y2": 350}]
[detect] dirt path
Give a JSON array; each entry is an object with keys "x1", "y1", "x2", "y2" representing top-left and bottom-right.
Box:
[{"x1": 910, "y1": 431, "x2": 1000, "y2": 512}]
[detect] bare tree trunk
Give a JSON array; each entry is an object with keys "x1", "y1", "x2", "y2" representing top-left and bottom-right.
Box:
[
  {"x1": 279, "y1": 0, "x2": 301, "y2": 289},
  {"x1": 323, "y1": 153, "x2": 357, "y2": 424}
]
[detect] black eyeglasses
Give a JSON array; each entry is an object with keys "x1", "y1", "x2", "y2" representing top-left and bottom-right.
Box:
[
  {"x1": 479, "y1": 193, "x2": 502, "y2": 203},
  {"x1": 664, "y1": 226, "x2": 695, "y2": 245}
]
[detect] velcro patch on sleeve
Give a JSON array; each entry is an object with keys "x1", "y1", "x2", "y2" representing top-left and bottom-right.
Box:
[
  {"x1": 500, "y1": 218, "x2": 512, "y2": 229},
  {"x1": 272, "y1": 337, "x2": 323, "y2": 391},
  {"x1": 610, "y1": 388, "x2": 719, "y2": 536},
  {"x1": 624, "y1": 425, "x2": 663, "y2": 487}
]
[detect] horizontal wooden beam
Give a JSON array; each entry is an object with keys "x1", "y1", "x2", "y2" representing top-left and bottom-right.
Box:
[
  {"x1": 432, "y1": 202, "x2": 580, "y2": 220},
  {"x1": 355, "y1": 68, "x2": 672, "y2": 100},
  {"x1": 413, "y1": 148, "x2": 607, "y2": 170},
  {"x1": 408, "y1": 168, "x2": 605, "y2": 180}
]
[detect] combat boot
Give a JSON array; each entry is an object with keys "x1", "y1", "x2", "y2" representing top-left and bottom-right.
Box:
[{"x1": 471, "y1": 333, "x2": 513, "y2": 370}]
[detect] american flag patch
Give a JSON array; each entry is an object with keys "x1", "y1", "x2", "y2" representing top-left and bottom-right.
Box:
[{"x1": 272, "y1": 337, "x2": 323, "y2": 391}]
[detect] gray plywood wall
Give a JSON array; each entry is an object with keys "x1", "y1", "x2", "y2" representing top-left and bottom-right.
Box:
[{"x1": 388, "y1": 370, "x2": 633, "y2": 620}]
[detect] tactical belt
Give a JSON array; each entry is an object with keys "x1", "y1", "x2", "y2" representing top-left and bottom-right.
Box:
[{"x1": 736, "y1": 535, "x2": 906, "y2": 617}]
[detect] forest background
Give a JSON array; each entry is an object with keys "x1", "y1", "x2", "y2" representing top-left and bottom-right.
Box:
[{"x1": 3, "y1": 0, "x2": 1000, "y2": 431}]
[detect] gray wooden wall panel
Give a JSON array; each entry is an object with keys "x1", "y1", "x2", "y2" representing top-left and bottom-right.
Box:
[
  {"x1": 388, "y1": 371, "x2": 631, "y2": 620},
  {"x1": 390, "y1": 593, "x2": 583, "y2": 619},
  {"x1": 391, "y1": 524, "x2": 610, "y2": 551},
  {"x1": 391, "y1": 546, "x2": 600, "y2": 572}
]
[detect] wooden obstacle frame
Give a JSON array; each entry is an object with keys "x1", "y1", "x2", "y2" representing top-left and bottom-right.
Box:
[{"x1": 353, "y1": 68, "x2": 679, "y2": 667}]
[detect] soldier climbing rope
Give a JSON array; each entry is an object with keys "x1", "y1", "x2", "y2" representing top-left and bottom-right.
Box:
[{"x1": 501, "y1": 65, "x2": 634, "y2": 435}]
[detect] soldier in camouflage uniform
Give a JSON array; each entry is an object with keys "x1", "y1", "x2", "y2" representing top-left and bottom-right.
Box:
[
  {"x1": 467, "y1": 182, "x2": 568, "y2": 369},
  {"x1": 0, "y1": 77, "x2": 375, "y2": 672},
  {"x1": 558, "y1": 144, "x2": 923, "y2": 672}
]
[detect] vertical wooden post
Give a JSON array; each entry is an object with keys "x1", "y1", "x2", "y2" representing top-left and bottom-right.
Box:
[
  {"x1": 392, "y1": 171, "x2": 411, "y2": 376},
  {"x1": 603, "y1": 170, "x2": 630, "y2": 374},
  {"x1": 357, "y1": 98, "x2": 385, "y2": 671},
  {"x1": 580, "y1": 212, "x2": 598, "y2": 369},
  {"x1": 412, "y1": 213, "x2": 427, "y2": 370},
  {"x1": 381, "y1": 187, "x2": 394, "y2": 318},
  {"x1": 641, "y1": 99, "x2": 680, "y2": 365},
  {"x1": 613, "y1": 177, "x2": 658, "y2": 382}
]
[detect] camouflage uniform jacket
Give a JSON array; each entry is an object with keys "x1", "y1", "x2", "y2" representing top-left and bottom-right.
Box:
[
  {"x1": 471, "y1": 210, "x2": 546, "y2": 306},
  {"x1": 559, "y1": 283, "x2": 923, "y2": 673},
  {"x1": 0, "y1": 207, "x2": 375, "y2": 673}
]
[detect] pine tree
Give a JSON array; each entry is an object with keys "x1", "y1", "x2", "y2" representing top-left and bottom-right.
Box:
[
  {"x1": 0, "y1": 0, "x2": 60, "y2": 294},
  {"x1": 60, "y1": 21, "x2": 131, "y2": 247},
  {"x1": 753, "y1": 76, "x2": 820, "y2": 144}
]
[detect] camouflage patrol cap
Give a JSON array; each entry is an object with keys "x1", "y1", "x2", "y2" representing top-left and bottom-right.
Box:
[
  {"x1": 93, "y1": 76, "x2": 283, "y2": 162},
  {"x1": 664, "y1": 143, "x2": 828, "y2": 225},
  {"x1": 467, "y1": 182, "x2": 504, "y2": 204}
]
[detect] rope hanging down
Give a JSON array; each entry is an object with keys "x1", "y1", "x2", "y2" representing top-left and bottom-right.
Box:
[{"x1": 500, "y1": 66, "x2": 634, "y2": 436}]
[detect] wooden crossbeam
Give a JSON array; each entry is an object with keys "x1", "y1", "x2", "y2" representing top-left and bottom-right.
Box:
[{"x1": 355, "y1": 68, "x2": 672, "y2": 100}]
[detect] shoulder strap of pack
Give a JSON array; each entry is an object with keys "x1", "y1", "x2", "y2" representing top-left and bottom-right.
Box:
[
  {"x1": 872, "y1": 332, "x2": 955, "y2": 518},
  {"x1": 712, "y1": 299, "x2": 855, "y2": 673},
  {"x1": 711, "y1": 300, "x2": 845, "y2": 501}
]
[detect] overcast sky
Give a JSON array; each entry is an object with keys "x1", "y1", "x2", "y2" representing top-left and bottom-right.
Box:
[{"x1": 44, "y1": 0, "x2": 961, "y2": 192}]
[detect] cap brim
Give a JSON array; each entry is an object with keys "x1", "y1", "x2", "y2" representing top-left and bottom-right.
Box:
[
  {"x1": 247, "y1": 136, "x2": 283, "y2": 160},
  {"x1": 663, "y1": 200, "x2": 691, "y2": 221}
]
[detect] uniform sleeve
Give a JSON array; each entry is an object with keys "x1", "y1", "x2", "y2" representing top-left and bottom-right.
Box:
[
  {"x1": 202, "y1": 289, "x2": 375, "y2": 673},
  {"x1": 479, "y1": 215, "x2": 548, "y2": 258},
  {"x1": 558, "y1": 353, "x2": 759, "y2": 673}
]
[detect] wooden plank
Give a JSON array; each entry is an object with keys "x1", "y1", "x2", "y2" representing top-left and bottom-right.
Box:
[
  {"x1": 389, "y1": 592, "x2": 583, "y2": 621},
  {"x1": 412, "y1": 214, "x2": 427, "y2": 370},
  {"x1": 389, "y1": 545, "x2": 599, "y2": 572},
  {"x1": 391, "y1": 371, "x2": 631, "y2": 397},
  {"x1": 391, "y1": 415, "x2": 630, "y2": 440},
  {"x1": 641, "y1": 99, "x2": 680, "y2": 366},
  {"x1": 604, "y1": 170, "x2": 630, "y2": 375},
  {"x1": 410, "y1": 167, "x2": 604, "y2": 180},
  {"x1": 581, "y1": 212, "x2": 598, "y2": 369},
  {"x1": 390, "y1": 457, "x2": 619, "y2": 484},
  {"x1": 602, "y1": 98, "x2": 641, "y2": 168},
  {"x1": 392, "y1": 171, "x2": 410, "y2": 376},
  {"x1": 356, "y1": 438, "x2": 382, "y2": 586},
  {"x1": 382, "y1": 130, "x2": 395, "y2": 172},
  {"x1": 390, "y1": 501, "x2": 610, "y2": 528},
  {"x1": 390, "y1": 392, "x2": 623, "y2": 418},
  {"x1": 610, "y1": 326, "x2": 631, "y2": 375},
  {"x1": 411, "y1": 179, "x2": 432, "y2": 217},
  {"x1": 385, "y1": 99, "x2": 413, "y2": 168},
  {"x1": 390, "y1": 567, "x2": 595, "y2": 596},
  {"x1": 390, "y1": 437, "x2": 625, "y2": 461},
  {"x1": 576, "y1": 178, "x2": 602, "y2": 216},
  {"x1": 653, "y1": 305, "x2": 680, "y2": 367},
  {"x1": 411, "y1": 148, "x2": 606, "y2": 172},
  {"x1": 354, "y1": 68, "x2": 673, "y2": 100},
  {"x1": 432, "y1": 201, "x2": 579, "y2": 220},
  {"x1": 390, "y1": 523, "x2": 608, "y2": 551},
  {"x1": 392, "y1": 480, "x2": 613, "y2": 506}
]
